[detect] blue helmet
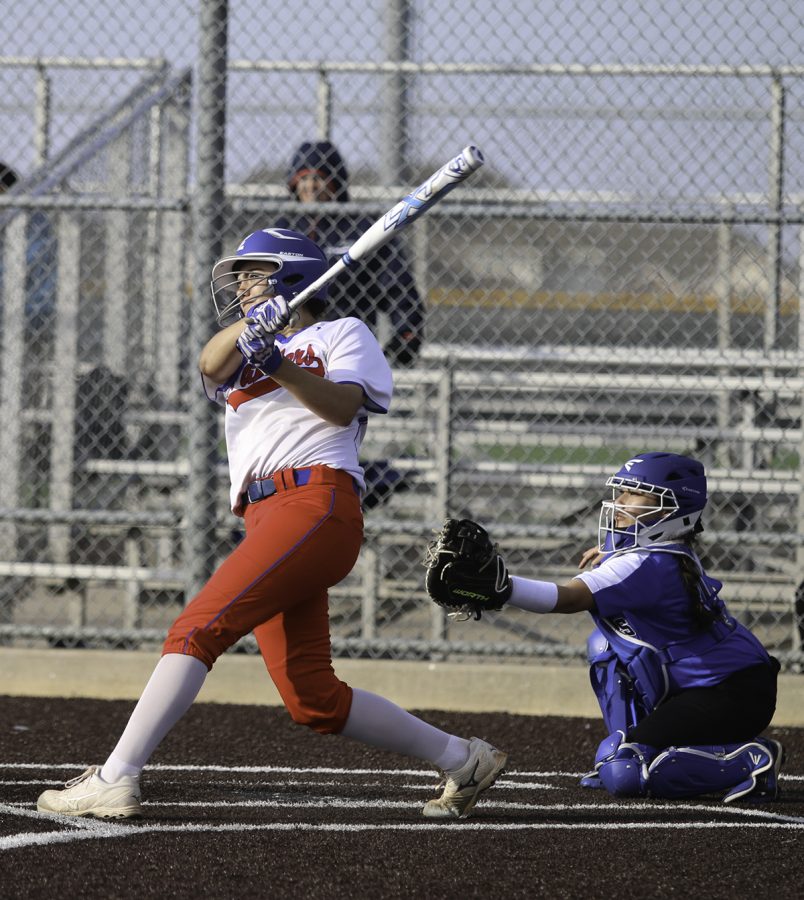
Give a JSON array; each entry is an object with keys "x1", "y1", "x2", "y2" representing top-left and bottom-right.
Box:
[
  {"x1": 598, "y1": 452, "x2": 707, "y2": 551},
  {"x1": 210, "y1": 228, "x2": 328, "y2": 326}
]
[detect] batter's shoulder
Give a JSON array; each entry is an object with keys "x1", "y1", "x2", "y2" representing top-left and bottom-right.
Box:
[{"x1": 319, "y1": 316, "x2": 375, "y2": 338}]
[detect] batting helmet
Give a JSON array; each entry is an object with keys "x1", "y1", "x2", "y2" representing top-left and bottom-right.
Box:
[
  {"x1": 598, "y1": 451, "x2": 708, "y2": 551},
  {"x1": 211, "y1": 228, "x2": 328, "y2": 326}
]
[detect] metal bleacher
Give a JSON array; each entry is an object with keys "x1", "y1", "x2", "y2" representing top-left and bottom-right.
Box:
[
  {"x1": 1, "y1": 336, "x2": 802, "y2": 659},
  {"x1": 7, "y1": 340, "x2": 794, "y2": 647}
]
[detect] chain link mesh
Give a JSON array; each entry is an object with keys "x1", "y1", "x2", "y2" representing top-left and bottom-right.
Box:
[{"x1": 1, "y1": 1, "x2": 802, "y2": 667}]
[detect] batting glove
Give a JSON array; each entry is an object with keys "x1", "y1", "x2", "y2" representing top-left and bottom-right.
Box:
[
  {"x1": 245, "y1": 295, "x2": 292, "y2": 335},
  {"x1": 236, "y1": 321, "x2": 283, "y2": 374}
]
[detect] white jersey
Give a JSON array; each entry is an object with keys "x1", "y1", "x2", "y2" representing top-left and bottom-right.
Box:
[{"x1": 202, "y1": 317, "x2": 393, "y2": 513}]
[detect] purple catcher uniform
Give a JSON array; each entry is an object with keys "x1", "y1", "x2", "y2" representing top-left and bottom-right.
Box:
[{"x1": 575, "y1": 453, "x2": 782, "y2": 803}]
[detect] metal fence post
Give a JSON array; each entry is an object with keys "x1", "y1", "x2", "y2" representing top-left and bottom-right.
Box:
[
  {"x1": 184, "y1": 0, "x2": 229, "y2": 601},
  {"x1": 796, "y1": 225, "x2": 804, "y2": 651},
  {"x1": 48, "y1": 212, "x2": 81, "y2": 565},
  {"x1": 34, "y1": 63, "x2": 51, "y2": 167},
  {"x1": 0, "y1": 216, "x2": 28, "y2": 561},
  {"x1": 316, "y1": 68, "x2": 332, "y2": 141},
  {"x1": 715, "y1": 220, "x2": 732, "y2": 468},
  {"x1": 102, "y1": 135, "x2": 131, "y2": 377},
  {"x1": 766, "y1": 73, "x2": 785, "y2": 353},
  {"x1": 381, "y1": 0, "x2": 410, "y2": 185},
  {"x1": 430, "y1": 364, "x2": 454, "y2": 643},
  {"x1": 157, "y1": 85, "x2": 192, "y2": 402}
]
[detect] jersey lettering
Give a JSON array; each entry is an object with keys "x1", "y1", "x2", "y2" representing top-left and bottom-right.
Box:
[
  {"x1": 226, "y1": 345, "x2": 325, "y2": 411},
  {"x1": 607, "y1": 615, "x2": 637, "y2": 638}
]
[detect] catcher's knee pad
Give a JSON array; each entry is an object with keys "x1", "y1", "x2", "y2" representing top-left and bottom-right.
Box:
[
  {"x1": 595, "y1": 731, "x2": 656, "y2": 798},
  {"x1": 647, "y1": 739, "x2": 782, "y2": 802}
]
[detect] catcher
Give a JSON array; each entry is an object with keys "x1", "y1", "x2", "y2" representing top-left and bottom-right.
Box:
[{"x1": 424, "y1": 451, "x2": 784, "y2": 803}]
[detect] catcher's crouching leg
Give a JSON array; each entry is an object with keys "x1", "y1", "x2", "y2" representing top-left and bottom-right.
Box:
[
  {"x1": 592, "y1": 731, "x2": 656, "y2": 797},
  {"x1": 648, "y1": 738, "x2": 785, "y2": 802}
]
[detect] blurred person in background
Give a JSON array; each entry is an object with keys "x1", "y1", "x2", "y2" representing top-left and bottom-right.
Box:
[
  {"x1": 277, "y1": 140, "x2": 424, "y2": 368},
  {"x1": 277, "y1": 140, "x2": 423, "y2": 509}
]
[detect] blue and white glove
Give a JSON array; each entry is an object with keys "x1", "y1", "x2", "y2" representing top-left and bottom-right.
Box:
[
  {"x1": 235, "y1": 321, "x2": 280, "y2": 371},
  {"x1": 235, "y1": 296, "x2": 291, "y2": 373},
  {"x1": 246, "y1": 296, "x2": 292, "y2": 334}
]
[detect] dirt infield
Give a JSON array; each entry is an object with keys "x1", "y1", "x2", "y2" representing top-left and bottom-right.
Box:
[{"x1": 1, "y1": 695, "x2": 802, "y2": 899}]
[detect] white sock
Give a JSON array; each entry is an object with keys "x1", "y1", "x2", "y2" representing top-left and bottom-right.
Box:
[
  {"x1": 340, "y1": 688, "x2": 470, "y2": 771},
  {"x1": 100, "y1": 653, "x2": 208, "y2": 783}
]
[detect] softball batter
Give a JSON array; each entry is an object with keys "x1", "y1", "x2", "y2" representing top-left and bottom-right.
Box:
[{"x1": 36, "y1": 227, "x2": 506, "y2": 821}]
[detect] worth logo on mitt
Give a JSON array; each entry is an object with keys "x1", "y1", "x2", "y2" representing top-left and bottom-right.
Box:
[{"x1": 423, "y1": 518, "x2": 512, "y2": 620}]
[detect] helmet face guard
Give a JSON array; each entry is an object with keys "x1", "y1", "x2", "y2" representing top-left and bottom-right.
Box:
[
  {"x1": 597, "y1": 452, "x2": 707, "y2": 551},
  {"x1": 210, "y1": 228, "x2": 327, "y2": 327}
]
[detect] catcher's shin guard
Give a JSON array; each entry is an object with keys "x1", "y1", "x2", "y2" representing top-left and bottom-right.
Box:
[
  {"x1": 593, "y1": 730, "x2": 656, "y2": 797},
  {"x1": 647, "y1": 738, "x2": 784, "y2": 802}
]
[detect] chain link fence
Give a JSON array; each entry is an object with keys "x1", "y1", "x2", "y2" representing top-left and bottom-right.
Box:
[{"x1": 1, "y1": 0, "x2": 802, "y2": 667}]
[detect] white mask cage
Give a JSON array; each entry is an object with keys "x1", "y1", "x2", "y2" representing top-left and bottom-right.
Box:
[{"x1": 597, "y1": 476, "x2": 680, "y2": 551}]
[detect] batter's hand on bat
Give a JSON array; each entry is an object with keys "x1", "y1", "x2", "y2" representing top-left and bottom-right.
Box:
[
  {"x1": 246, "y1": 295, "x2": 292, "y2": 334},
  {"x1": 236, "y1": 320, "x2": 283, "y2": 373}
]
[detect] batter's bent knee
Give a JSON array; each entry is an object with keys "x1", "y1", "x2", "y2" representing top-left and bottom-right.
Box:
[
  {"x1": 282, "y1": 680, "x2": 353, "y2": 735},
  {"x1": 162, "y1": 631, "x2": 219, "y2": 670}
]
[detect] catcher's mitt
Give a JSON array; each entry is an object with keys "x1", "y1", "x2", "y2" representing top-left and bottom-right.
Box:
[{"x1": 423, "y1": 518, "x2": 512, "y2": 620}]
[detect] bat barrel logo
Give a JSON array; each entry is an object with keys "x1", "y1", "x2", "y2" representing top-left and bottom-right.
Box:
[{"x1": 382, "y1": 146, "x2": 484, "y2": 233}]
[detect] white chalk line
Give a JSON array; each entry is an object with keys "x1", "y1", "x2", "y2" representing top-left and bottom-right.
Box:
[
  {"x1": 0, "y1": 777, "x2": 557, "y2": 792},
  {"x1": 4, "y1": 798, "x2": 802, "y2": 822},
  {"x1": 2, "y1": 763, "x2": 800, "y2": 782},
  {"x1": 3, "y1": 789, "x2": 804, "y2": 853},
  {"x1": 3, "y1": 815, "x2": 804, "y2": 853},
  {"x1": 0, "y1": 762, "x2": 578, "y2": 778},
  {"x1": 2, "y1": 761, "x2": 802, "y2": 852}
]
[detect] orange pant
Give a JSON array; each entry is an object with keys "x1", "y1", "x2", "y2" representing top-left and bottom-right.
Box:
[{"x1": 163, "y1": 466, "x2": 363, "y2": 734}]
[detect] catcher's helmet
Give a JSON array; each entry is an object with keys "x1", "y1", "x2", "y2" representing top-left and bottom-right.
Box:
[
  {"x1": 598, "y1": 451, "x2": 707, "y2": 551},
  {"x1": 211, "y1": 228, "x2": 328, "y2": 326}
]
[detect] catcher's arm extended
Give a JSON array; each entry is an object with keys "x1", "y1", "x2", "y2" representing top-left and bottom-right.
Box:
[
  {"x1": 423, "y1": 518, "x2": 594, "y2": 620},
  {"x1": 508, "y1": 576, "x2": 593, "y2": 614}
]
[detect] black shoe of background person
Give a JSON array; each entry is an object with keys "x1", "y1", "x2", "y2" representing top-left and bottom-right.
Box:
[
  {"x1": 361, "y1": 459, "x2": 411, "y2": 510},
  {"x1": 384, "y1": 332, "x2": 421, "y2": 367}
]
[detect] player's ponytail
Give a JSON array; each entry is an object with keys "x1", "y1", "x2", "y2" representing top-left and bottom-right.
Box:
[{"x1": 677, "y1": 540, "x2": 719, "y2": 629}]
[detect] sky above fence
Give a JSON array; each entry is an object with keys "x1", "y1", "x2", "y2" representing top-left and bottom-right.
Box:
[
  {"x1": 8, "y1": 1, "x2": 803, "y2": 66},
  {"x1": 4, "y1": 1, "x2": 803, "y2": 193}
]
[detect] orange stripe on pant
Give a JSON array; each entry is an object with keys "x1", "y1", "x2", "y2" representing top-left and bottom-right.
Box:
[{"x1": 163, "y1": 466, "x2": 363, "y2": 734}]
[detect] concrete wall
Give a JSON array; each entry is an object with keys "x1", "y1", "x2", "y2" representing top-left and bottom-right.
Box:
[{"x1": 1, "y1": 648, "x2": 802, "y2": 726}]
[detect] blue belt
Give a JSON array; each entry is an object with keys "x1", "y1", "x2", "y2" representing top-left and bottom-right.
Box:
[{"x1": 245, "y1": 468, "x2": 312, "y2": 504}]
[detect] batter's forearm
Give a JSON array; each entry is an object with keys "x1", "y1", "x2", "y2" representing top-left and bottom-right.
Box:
[
  {"x1": 271, "y1": 360, "x2": 364, "y2": 426},
  {"x1": 199, "y1": 321, "x2": 247, "y2": 382}
]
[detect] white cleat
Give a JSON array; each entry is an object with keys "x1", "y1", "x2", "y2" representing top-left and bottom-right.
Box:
[
  {"x1": 37, "y1": 765, "x2": 142, "y2": 819},
  {"x1": 422, "y1": 737, "x2": 508, "y2": 820}
]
